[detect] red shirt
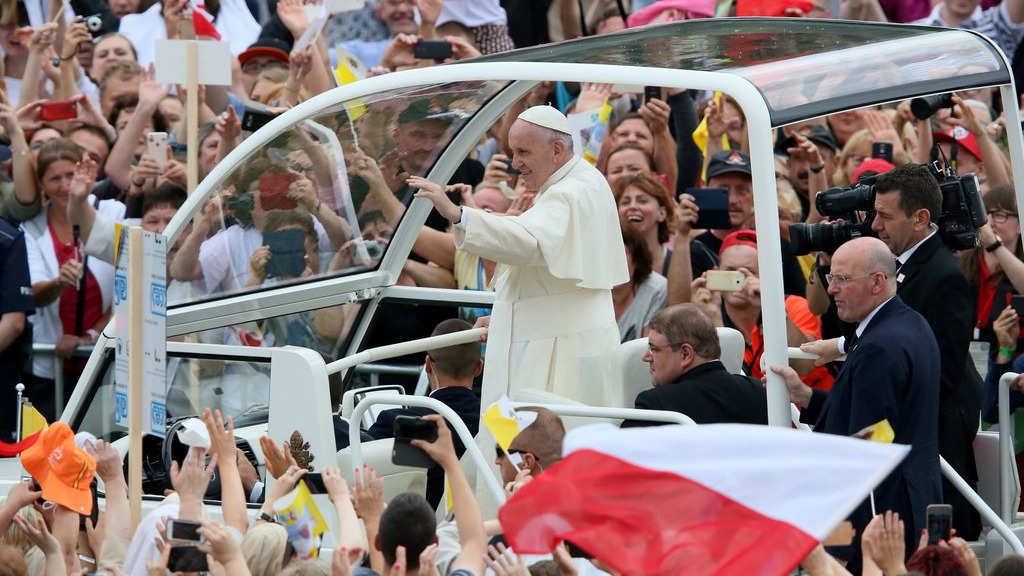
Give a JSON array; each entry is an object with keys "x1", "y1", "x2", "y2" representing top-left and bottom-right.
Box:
[
  {"x1": 746, "y1": 295, "x2": 834, "y2": 392},
  {"x1": 50, "y1": 220, "x2": 102, "y2": 338}
]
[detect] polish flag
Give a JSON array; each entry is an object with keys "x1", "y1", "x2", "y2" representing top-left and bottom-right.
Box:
[{"x1": 498, "y1": 423, "x2": 908, "y2": 576}]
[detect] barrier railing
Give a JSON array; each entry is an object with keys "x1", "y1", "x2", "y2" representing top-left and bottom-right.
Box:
[{"x1": 28, "y1": 343, "x2": 95, "y2": 416}]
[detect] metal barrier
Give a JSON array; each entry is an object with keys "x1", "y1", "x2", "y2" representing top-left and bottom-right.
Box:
[
  {"x1": 326, "y1": 328, "x2": 485, "y2": 376},
  {"x1": 510, "y1": 402, "x2": 697, "y2": 426},
  {"x1": 999, "y1": 372, "x2": 1019, "y2": 523},
  {"x1": 29, "y1": 343, "x2": 94, "y2": 416}
]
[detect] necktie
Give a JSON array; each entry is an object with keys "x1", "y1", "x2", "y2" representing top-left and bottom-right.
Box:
[{"x1": 846, "y1": 332, "x2": 859, "y2": 354}]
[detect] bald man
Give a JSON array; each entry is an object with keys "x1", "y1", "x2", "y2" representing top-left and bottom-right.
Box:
[
  {"x1": 771, "y1": 237, "x2": 942, "y2": 569},
  {"x1": 409, "y1": 105, "x2": 627, "y2": 406}
]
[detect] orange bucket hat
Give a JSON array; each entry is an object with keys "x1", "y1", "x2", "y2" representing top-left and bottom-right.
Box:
[{"x1": 21, "y1": 423, "x2": 96, "y2": 515}]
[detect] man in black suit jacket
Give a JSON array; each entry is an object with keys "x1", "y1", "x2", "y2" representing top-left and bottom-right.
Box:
[
  {"x1": 621, "y1": 304, "x2": 768, "y2": 428},
  {"x1": 870, "y1": 164, "x2": 982, "y2": 539},
  {"x1": 366, "y1": 319, "x2": 482, "y2": 508},
  {"x1": 773, "y1": 237, "x2": 942, "y2": 568}
]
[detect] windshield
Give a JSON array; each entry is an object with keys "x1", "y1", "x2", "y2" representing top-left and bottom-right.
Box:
[{"x1": 167, "y1": 81, "x2": 508, "y2": 306}]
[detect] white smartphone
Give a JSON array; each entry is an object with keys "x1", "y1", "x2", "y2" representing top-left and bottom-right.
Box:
[
  {"x1": 147, "y1": 132, "x2": 169, "y2": 173},
  {"x1": 705, "y1": 270, "x2": 744, "y2": 292},
  {"x1": 165, "y1": 519, "x2": 203, "y2": 543}
]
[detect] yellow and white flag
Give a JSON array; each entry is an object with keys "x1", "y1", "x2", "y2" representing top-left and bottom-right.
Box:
[
  {"x1": 483, "y1": 395, "x2": 538, "y2": 453},
  {"x1": 275, "y1": 480, "x2": 329, "y2": 559}
]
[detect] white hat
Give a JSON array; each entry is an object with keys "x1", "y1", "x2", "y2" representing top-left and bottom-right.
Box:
[{"x1": 517, "y1": 105, "x2": 571, "y2": 135}]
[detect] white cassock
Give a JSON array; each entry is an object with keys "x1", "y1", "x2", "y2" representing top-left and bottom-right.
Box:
[{"x1": 454, "y1": 155, "x2": 628, "y2": 408}]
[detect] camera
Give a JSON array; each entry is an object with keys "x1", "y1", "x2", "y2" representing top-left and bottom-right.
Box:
[
  {"x1": 789, "y1": 161, "x2": 986, "y2": 254},
  {"x1": 789, "y1": 178, "x2": 878, "y2": 256},
  {"x1": 85, "y1": 14, "x2": 104, "y2": 32},
  {"x1": 910, "y1": 94, "x2": 954, "y2": 120}
]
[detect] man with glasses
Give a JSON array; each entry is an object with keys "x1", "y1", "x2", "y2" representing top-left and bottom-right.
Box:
[
  {"x1": 237, "y1": 38, "x2": 290, "y2": 95},
  {"x1": 493, "y1": 406, "x2": 565, "y2": 489},
  {"x1": 771, "y1": 236, "x2": 942, "y2": 569},
  {"x1": 620, "y1": 303, "x2": 767, "y2": 428}
]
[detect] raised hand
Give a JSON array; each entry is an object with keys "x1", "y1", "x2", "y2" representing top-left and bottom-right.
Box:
[
  {"x1": 638, "y1": 96, "x2": 670, "y2": 134},
  {"x1": 321, "y1": 466, "x2": 351, "y2": 506},
  {"x1": 409, "y1": 414, "x2": 458, "y2": 469},
  {"x1": 276, "y1": 0, "x2": 310, "y2": 37},
  {"x1": 574, "y1": 82, "x2": 611, "y2": 113},
  {"x1": 70, "y1": 157, "x2": 99, "y2": 203},
  {"x1": 485, "y1": 543, "x2": 529, "y2": 576},
  {"x1": 87, "y1": 439, "x2": 124, "y2": 485},
  {"x1": 352, "y1": 464, "x2": 384, "y2": 521},
  {"x1": 408, "y1": 176, "x2": 461, "y2": 222},
  {"x1": 197, "y1": 518, "x2": 244, "y2": 564},
  {"x1": 862, "y1": 511, "x2": 907, "y2": 575},
  {"x1": 5, "y1": 478, "x2": 43, "y2": 510},
  {"x1": 28, "y1": 23, "x2": 57, "y2": 53},
  {"x1": 170, "y1": 446, "x2": 217, "y2": 502},
  {"x1": 675, "y1": 192, "x2": 698, "y2": 238},
  {"x1": 202, "y1": 408, "x2": 236, "y2": 459},
  {"x1": 13, "y1": 515, "x2": 61, "y2": 557},
  {"x1": 259, "y1": 435, "x2": 298, "y2": 480}
]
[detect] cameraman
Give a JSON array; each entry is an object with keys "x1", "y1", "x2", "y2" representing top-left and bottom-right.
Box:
[{"x1": 814, "y1": 163, "x2": 982, "y2": 539}]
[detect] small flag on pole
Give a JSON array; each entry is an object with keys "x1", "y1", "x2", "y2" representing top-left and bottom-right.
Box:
[{"x1": 483, "y1": 395, "x2": 537, "y2": 469}]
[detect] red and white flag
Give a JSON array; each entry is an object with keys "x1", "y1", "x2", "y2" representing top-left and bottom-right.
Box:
[{"x1": 499, "y1": 423, "x2": 908, "y2": 576}]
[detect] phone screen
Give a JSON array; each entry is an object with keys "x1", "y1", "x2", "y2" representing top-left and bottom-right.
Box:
[
  {"x1": 1011, "y1": 295, "x2": 1024, "y2": 317},
  {"x1": 303, "y1": 473, "x2": 327, "y2": 494},
  {"x1": 262, "y1": 229, "x2": 307, "y2": 278},
  {"x1": 871, "y1": 141, "x2": 893, "y2": 163},
  {"x1": 168, "y1": 546, "x2": 209, "y2": 572},
  {"x1": 926, "y1": 504, "x2": 952, "y2": 545},
  {"x1": 258, "y1": 172, "x2": 299, "y2": 211},
  {"x1": 413, "y1": 40, "x2": 453, "y2": 60},
  {"x1": 168, "y1": 519, "x2": 203, "y2": 542},
  {"x1": 689, "y1": 188, "x2": 731, "y2": 230}
]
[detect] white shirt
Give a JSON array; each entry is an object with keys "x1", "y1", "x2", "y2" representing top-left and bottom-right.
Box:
[
  {"x1": 896, "y1": 229, "x2": 937, "y2": 269},
  {"x1": 437, "y1": 0, "x2": 507, "y2": 27}
]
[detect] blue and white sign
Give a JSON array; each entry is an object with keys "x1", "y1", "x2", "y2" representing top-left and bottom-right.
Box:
[{"x1": 114, "y1": 228, "x2": 167, "y2": 437}]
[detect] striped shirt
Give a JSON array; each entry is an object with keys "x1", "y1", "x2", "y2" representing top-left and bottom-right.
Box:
[{"x1": 914, "y1": 2, "x2": 1024, "y2": 58}]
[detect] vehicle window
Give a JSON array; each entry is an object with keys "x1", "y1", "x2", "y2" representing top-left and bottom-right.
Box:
[{"x1": 168, "y1": 81, "x2": 507, "y2": 307}]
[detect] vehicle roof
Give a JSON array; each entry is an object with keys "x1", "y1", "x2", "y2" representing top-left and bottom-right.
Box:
[{"x1": 163, "y1": 18, "x2": 1014, "y2": 341}]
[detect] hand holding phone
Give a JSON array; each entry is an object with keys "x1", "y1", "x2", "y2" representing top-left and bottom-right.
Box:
[
  {"x1": 926, "y1": 504, "x2": 952, "y2": 545},
  {"x1": 166, "y1": 519, "x2": 203, "y2": 543},
  {"x1": 168, "y1": 546, "x2": 209, "y2": 572},
  {"x1": 258, "y1": 172, "x2": 299, "y2": 211},
  {"x1": 391, "y1": 415, "x2": 439, "y2": 468},
  {"x1": 413, "y1": 39, "x2": 453, "y2": 61},
  {"x1": 147, "y1": 132, "x2": 169, "y2": 173},
  {"x1": 40, "y1": 100, "x2": 78, "y2": 121}
]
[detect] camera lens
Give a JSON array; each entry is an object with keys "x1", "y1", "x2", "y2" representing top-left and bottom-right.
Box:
[
  {"x1": 909, "y1": 94, "x2": 953, "y2": 121},
  {"x1": 86, "y1": 15, "x2": 103, "y2": 32}
]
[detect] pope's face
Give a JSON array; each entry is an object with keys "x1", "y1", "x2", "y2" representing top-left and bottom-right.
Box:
[{"x1": 508, "y1": 120, "x2": 562, "y2": 190}]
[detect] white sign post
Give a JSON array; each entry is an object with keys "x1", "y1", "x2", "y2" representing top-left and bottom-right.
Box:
[{"x1": 114, "y1": 227, "x2": 167, "y2": 527}]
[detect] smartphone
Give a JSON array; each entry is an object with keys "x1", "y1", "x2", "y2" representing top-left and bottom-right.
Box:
[
  {"x1": 262, "y1": 228, "x2": 307, "y2": 278},
  {"x1": 706, "y1": 269, "x2": 744, "y2": 292},
  {"x1": 392, "y1": 415, "x2": 439, "y2": 468},
  {"x1": 503, "y1": 159, "x2": 521, "y2": 175},
  {"x1": 147, "y1": 132, "x2": 169, "y2": 173},
  {"x1": 79, "y1": 480, "x2": 99, "y2": 530},
  {"x1": 688, "y1": 187, "x2": 731, "y2": 230},
  {"x1": 926, "y1": 504, "x2": 952, "y2": 545},
  {"x1": 413, "y1": 40, "x2": 453, "y2": 61},
  {"x1": 258, "y1": 172, "x2": 299, "y2": 211},
  {"x1": 166, "y1": 519, "x2": 203, "y2": 543},
  {"x1": 871, "y1": 141, "x2": 893, "y2": 163},
  {"x1": 302, "y1": 472, "x2": 327, "y2": 495},
  {"x1": 242, "y1": 108, "x2": 277, "y2": 133},
  {"x1": 167, "y1": 546, "x2": 209, "y2": 571},
  {"x1": 1011, "y1": 295, "x2": 1024, "y2": 317},
  {"x1": 643, "y1": 85, "x2": 662, "y2": 104},
  {"x1": 39, "y1": 100, "x2": 78, "y2": 122}
]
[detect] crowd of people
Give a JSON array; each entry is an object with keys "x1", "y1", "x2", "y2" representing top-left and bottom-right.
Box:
[{"x1": 3, "y1": 0, "x2": 1024, "y2": 572}]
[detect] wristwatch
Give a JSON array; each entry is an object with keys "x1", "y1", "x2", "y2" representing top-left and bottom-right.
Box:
[
  {"x1": 258, "y1": 510, "x2": 277, "y2": 523},
  {"x1": 986, "y1": 238, "x2": 1003, "y2": 253}
]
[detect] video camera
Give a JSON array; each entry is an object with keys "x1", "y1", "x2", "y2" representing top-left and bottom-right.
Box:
[{"x1": 789, "y1": 162, "x2": 986, "y2": 255}]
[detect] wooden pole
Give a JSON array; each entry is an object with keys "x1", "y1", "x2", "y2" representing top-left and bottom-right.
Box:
[
  {"x1": 127, "y1": 226, "x2": 144, "y2": 529},
  {"x1": 186, "y1": 41, "x2": 199, "y2": 195}
]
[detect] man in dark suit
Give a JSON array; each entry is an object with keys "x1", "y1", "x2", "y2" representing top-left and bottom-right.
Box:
[
  {"x1": 621, "y1": 304, "x2": 768, "y2": 427},
  {"x1": 772, "y1": 236, "x2": 942, "y2": 567},
  {"x1": 871, "y1": 163, "x2": 982, "y2": 540},
  {"x1": 367, "y1": 318, "x2": 482, "y2": 508}
]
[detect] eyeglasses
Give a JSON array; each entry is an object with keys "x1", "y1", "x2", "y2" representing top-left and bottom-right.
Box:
[
  {"x1": 647, "y1": 341, "x2": 682, "y2": 354},
  {"x1": 826, "y1": 271, "x2": 883, "y2": 286},
  {"x1": 988, "y1": 211, "x2": 1019, "y2": 223},
  {"x1": 241, "y1": 60, "x2": 287, "y2": 75}
]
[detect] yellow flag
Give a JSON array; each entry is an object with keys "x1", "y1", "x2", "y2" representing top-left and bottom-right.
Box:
[
  {"x1": 692, "y1": 91, "x2": 731, "y2": 181},
  {"x1": 274, "y1": 480, "x2": 329, "y2": 559},
  {"x1": 21, "y1": 404, "x2": 47, "y2": 441},
  {"x1": 483, "y1": 395, "x2": 537, "y2": 452},
  {"x1": 852, "y1": 419, "x2": 895, "y2": 444}
]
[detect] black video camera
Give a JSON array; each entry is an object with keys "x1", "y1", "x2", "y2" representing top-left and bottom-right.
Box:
[
  {"x1": 789, "y1": 161, "x2": 986, "y2": 255},
  {"x1": 789, "y1": 177, "x2": 878, "y2": 255}
]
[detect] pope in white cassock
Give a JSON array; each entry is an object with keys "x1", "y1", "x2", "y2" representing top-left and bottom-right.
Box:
[{"x1": 408, "y1": 105, "x2": 628, "y2": 409}]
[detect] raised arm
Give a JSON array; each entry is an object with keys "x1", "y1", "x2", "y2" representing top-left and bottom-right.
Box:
[
  {"x1": 413, "y1": 415, "x2": 486, "y2": 575},
  {"x1": 104, "y1": 65, "x2": 169, "y2": 191},
  {"x1": 0, "y1": 91, "x2": 38, "y2": 211},
  {"x1": 204, "y1": 408, "x2": 249, "y2": 535},
  {"x1": 323, "y1": 467, "x2": 368, "y2": 565}
]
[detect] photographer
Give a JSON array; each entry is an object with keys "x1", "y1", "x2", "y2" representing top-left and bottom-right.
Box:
[{"x1": 809, "y1": 163, "x2": 982, "y2": 540}]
